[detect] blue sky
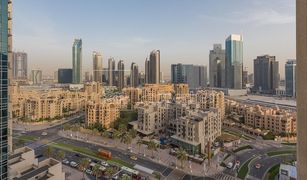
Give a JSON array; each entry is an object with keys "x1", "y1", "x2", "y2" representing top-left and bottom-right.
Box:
[{"x1": 13, "y1": 0, "x2": 295, "y2": 79}]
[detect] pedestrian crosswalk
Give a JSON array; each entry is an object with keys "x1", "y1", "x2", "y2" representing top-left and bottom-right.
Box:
[{"x1": 210, "y1": 173, "x2": 236, "y2": 180}]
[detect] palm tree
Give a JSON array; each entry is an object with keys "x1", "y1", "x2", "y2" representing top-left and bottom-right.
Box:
[
  {"x1": 57, "y1": 150, "x2": 65, "y2": 161},
  {"x1": 79, "y1": 158, "x2": 90, "y2": 180},
  {"x1": 121, "y1": 132, "x2": 132, "y2": 149},
  {"x1": 136, "y1": 138, "x2": 143, "y2": 153},
  {"x1": 92, "y1": 164, "x2": 102, "y2": 180},
  {"x1": 129, "y1": 129, "x2": 137, "y2": 139},
  {"x1": 176, "y1": 148, "x2": 188, "y2": 168},
  {"x1": 147, "y1": 140, "x2": 158, "y2": 158},
  {"x1": 43, "y1": 146, "x2": 54, "y2": 158},
  {"x1": 105, "y1": 167, "x2": 116, "y2": 178},
  {"x1": 112, "y1": 129, "x2": 121, "y2": 146}
]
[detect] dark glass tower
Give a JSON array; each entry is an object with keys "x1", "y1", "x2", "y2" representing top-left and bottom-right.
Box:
[{"x1": 0, "y1": 0, "x2": 10, "y2": 179}]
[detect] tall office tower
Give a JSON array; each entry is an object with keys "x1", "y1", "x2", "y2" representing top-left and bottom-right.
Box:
[
  {"x1": 171, "y1": 64, "x2": 207, "y2": 89},
  {"x1": 285, "y1": 59, "x2": 296, "y2": 97},
  {"x1": 248, "y1": 73, "x2": 254, "y2": 85},
  {"x1": 225, "y1": 34, "x2": 243, "y2": 89},
  {"x1": 253, "y1": 55, "x2": 279, "y2": 94},
  {"x1": 92, "y1": 51, "x2": 103, "y2": 83},
  {"x1": 31, "y1": 70, "x2": 42, "y2": 85},
  {"x1": 130, "y1": 62, "x2": 139, "y2": 87},
  {"x1": 102, "y1": 68, "x2": 108, "y2": 84},
  {"x1": 12, "y1": 52, "x2": 27, "y2": 80},
  {"x1": 139, "y1": 71, "x2": 145, "y2": 86},
  {"x1": 108, "y1": 57, "x2": 115, "y2": 86},
  {"x1": 242, "y1": 69, "x2": 248, "y2": 88},
  {"x1": 72, "y1": 39, "x2": 82, "y2": 84},
  {"x1": 145, "y1": 50, "x2": 160, "y2": 84},
  {"x1": 1, "y1": 0, "x2": 11, "y2": 178},
  {"x1": 53, "y1": 70, "x2": 58, "y2": 83},
  {"x1": 58, "y1": 68, "x2": 73, "y2": 84},
  {"x1": 209, "y1": 44, "x2": 225, "y2": 87},
  {"x1": 117, "y1": 60, "x2": 125, "y2": 90},
  {"x1": 160, "y1": 72, "x2": 164, "y2": 83},
  {"x1": 84, "y1": 71, "x2": 91, "y2": 82}
]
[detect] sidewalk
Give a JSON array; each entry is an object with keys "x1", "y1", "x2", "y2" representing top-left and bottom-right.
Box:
[{"x1": 59, "y1": 130, "x2": 225, "y2": 177}]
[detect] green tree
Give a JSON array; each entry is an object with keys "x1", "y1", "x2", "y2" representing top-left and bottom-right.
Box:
[
  {"x1": 121, "y1": 132, "x2": 132, "y2": 149},
  {"x1": 176, "y1": 148, "x2": 188, "y2": 168},
  {"x1": 121, "y1": 174, "x2": 132, "y2": 180},
  {"x1": 57, "y1": 150, "x2": 65, "y2": 161},
  {"x1": 79, "y1": 158, "x2": 90, "y2": 180},
  {"x1": 43, "y1": 146, "x2": 54, "y2": 158},
  {"x1": 92, "y1": 164, "x2": 102, "y2": 180},
  {"x1": 147, "y1": 140, "x2": 158, "y2": 158},
  {"x1": 105, "y1": 167, "x2": 116, "y2": 178},
  {"x1": 129, "y1": 128, "x2": 137, "y2": 139},
  {"x1": 63, "y1": 124, "x2": 71, "y2": 131}
]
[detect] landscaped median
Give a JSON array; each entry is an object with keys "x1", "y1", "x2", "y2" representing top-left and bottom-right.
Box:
[
  {"x1": 266, "y1": 164, "x2": 280, "y2": 180},
  {"x1": 237, "y1": 157, "x2": 255, "y2": 179},
  {"x1": 233, "y1": 145, "x2": 253, "y2": 153},
  {"x1": 17, "y1": 135, "x2": 38, "y2": 142},
  {"x1": 49, "y1": 142, "x2": 133, "y2": 168},
  {"x1": 267, "y1": 150, "x2": 296, "y2": 157}
]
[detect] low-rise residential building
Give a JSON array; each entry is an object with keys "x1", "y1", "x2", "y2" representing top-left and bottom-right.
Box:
[
  {"x1": 122, "y1": 87, "x2": 142, "y2": 105},
  {"x1": 141, "y1": 84, "x2": 174, "y2": 102},
  {"x1": 86, "y1": 96, "x2": 129, "y2": 128},
  {"x1": 9, "y1": 147, "x2": 65, "y2": 180},
  {"x1": 170, "y1": 108, "x2": 222, "y2": 155}
]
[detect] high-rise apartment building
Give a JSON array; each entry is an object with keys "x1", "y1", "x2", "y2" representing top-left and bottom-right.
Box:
[
  {"x1": 92, "y1": 51, "x2": 103, "y2": 83},
  {"x1": 0, "y1": 0, "x2": 11, "y2": 178},
  {"x1": 72, "y1": 39, "x2": 82, "y2": 84},
  {"x1": 209, "y1": 44, "x2": 225, "y2": 87},
  {"x1": 145, "y1": 50, "x2": 160, "y2": 84},
  {"x1": 130, "y1": 62, "x2": 139, "y2": 87},
  {"x1": 84, "y1": 71, "x2": 91, "y2": 82},
  {"x1": 58, "y1": 69, "x2": 72, "y2": 84},
  {"x1": 285, "y1": 59, "x2": 296, "y2": 97},
  {"x1": 31, "y1": 69, "x2": 42, "y2": 85},
  {"x1": 171, "y1": 64, "x2": 207, "y2": 89},
  {"x1": 12, "y1": 52, "x2": 27, "y2": 80},
  {"x1": 225, "y1": 34, "x2": 243, "y2": 89},
  {"x1": 117, "y1": 60, "x2": 125, "y2": 90},
  {"x1": 108, "y1": 57, "x2": 115, "y2": 86},
  {"x1": 242, "y1": 69, "x2": 248, "y2": 88},
  {"x1": 253, "y1": 55, "x2": 279, "y2": 94}
]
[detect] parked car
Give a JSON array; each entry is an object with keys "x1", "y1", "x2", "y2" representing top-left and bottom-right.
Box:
[
  {"x1": 41, "y1": 132, "x2": 47, "y2": 136},
  {"x1": 85, "y1": 169, "x2": 92, "y2": 175},
  {"x1": 70, "y1": 161, "x2": 78, "y2": 168},
  {"x1": 62, "y1": 159, "x2": 70, "y2": 165},
  {"x1": 227, "y1": 162, "x2": 233, "y2": 169},
  {"x1": 130, "y1": 155, "x2": 137, "y2": 160},
  {"x1": 101, "y1": 161, "x2": 109, "y2": 167}
]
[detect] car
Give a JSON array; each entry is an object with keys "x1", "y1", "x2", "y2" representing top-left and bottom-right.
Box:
[
  {"x1": 62, "y1": 159, "x2": 70, "y2": 165},
  {"x1": 130, "y1": 155, "x2": 137, "y2": 160},
  {"x1": 85, "y1": 169, "x2": 92, "y2": 175},
  {"x1": 227, "y1": 162, "x2": 233, "y2": 169},
  {"x1": 70, "y1": 161, "x2": 78, "y2": 168},
  {"x1": 41, "y1": 132, "x2": 47, "y2": 136},
  {"x1": 255, "y1": 163, "x2": 261, "y2": 169},
  {"x1": 101, "y1": 161, "x2": 109, "y2": 167}
]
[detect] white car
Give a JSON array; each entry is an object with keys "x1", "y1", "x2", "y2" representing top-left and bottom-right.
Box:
[
  {"x1": 70, "y1": 161, "x2": 78, "y2": 168},
  {"x1": 41, "y1": 132, "x2": 48, "y2": 136},
  {"x1": 85, "y1": 169, "x2": 92, "y2": 175},
  {"x1": 101, "y1": 161, "x2": 108, "y2": 167},
  {"x1": 227, "y1": 162, "x2": 233, "y2": 169},
  {"x1": 62, "y1": 159, "x2": 70, "y2": 165}
]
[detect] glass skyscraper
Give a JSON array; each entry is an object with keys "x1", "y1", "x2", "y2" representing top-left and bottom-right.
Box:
[
  {"x1": 285, "y1": 59, "x2": 296, "y2": 97},
  {"x1": 225, "y1": 34, "x2": 243, "y2": 89},
  {"x1": 72, "y1": 39, "x2": 82, "y2": 84},
  {"x1": 0, "y1": 0, "x2": 11, "y2": 179}
]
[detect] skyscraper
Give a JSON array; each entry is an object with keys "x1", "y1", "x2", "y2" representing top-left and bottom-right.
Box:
[
  {"x1": 84, "y1": 71, "x2": 91, "y2": 82},
  {"x1": 72, "y1": 39, "x2": 82, "y2": 84},
  {"x1": 12, "y1": 52, "x2": 27, "y2": 80},
  {"x1": 145, "y1": 50, "x2": 160, "y2": 84},
  {"x1": 285, "y1": 59, "x2": 296, "y2": 97},
  {"x1": 242, "y1": 69, "x2": 248, "y2": 88},
  {"x1": 130, "y1": 62, "x2": 139, "y2": 87},
  {"x1": 171, "y1": 64, "x2": 207, "y2": 89},
  {"x1": 209, "y1": 44, "x2": 225, "y2": 87},
  {"x1": 108, "y1": 57, "x2": 115, "y2": 86},
  {"x1": 117, "y1": 60, "x2": 125, "y2": 90},
  {"x1": 92, "y1": 51, "x2": 103, "y2": 83},
  {"x1": 0, "y1": 0, "x2": 11, "y2": 178},
  {"x1": 225, "y1": 34, "x2": 243, "y2": 89},
  {"x1": 31, "y1": 69, "x2": 42, "y2": 85},
  {"x1": 253, "y1": 55, "x2": 279, "y2": 94},
  {"x1": 58, "y1": 68, "x2": 73, "y2": 84}
]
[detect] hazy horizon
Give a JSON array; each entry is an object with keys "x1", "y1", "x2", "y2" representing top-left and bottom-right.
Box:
[{"x1": 13, "y1": 0, "x2": 295, "y2": 80}]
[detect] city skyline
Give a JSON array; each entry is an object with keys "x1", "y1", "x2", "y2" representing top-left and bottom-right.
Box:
[{"x1": 13, "y1": 0, "x2": 295, "y2": 79}]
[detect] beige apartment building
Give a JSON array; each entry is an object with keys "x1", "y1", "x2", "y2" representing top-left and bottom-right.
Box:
[
  {"x1": 9, "y1": 147, "x2": 65, "y2": 180},
  {"x1": 86, "y1": 96, "x2": 129, "y2": 128},
  {"x1": 171, "y1": 108, "x2": 222, "y2": 155},
  {"x1": 141, "y1": 84, "x2": 174, "y2": 102},
  {"x1": 226, "y1": 100, "x2": 297, "y2": 135},
  {"x1": 122, "y1": 87, "x2": 142, "y2": 105}
]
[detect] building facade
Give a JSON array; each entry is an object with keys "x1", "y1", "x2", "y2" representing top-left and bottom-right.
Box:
[
  {"x1": 253, "y1": 55, "x2": 279, "y2": 94},
  {"x1": 145, "y1": 50, "x2": 160, "y2": 84},
  {"x1": 108, "y1": 57, "x2": 115, "y2": 86},
  {"x1": 285, "y1": 59, "x2": 296, "y2": 97},
  {"x1": 225, "y1": 34, "x2": 243, "y2": 89},
  {"x1": 58, "y1": 68, "x2": 72, "y2": 84},
  {"x1": 72, "y1": 39, "x2": 82, "y2": 84},
  {"x1": 31, "y1": 69, "x2": 42, "y2": 85},
  {"x1": 12, "y1": 52, "x2": 27, "y2": 80},
  {"x1": 130, "y1": 62, "x2": 139, "y2": 88},
  {"x1": 117, "y1": 60, "x2": 125, "y2": 90},
  {"x1": 209, "y1": 44, "x2": 225, "y2": 88},
  {"x1": 93, "y1": 51, "x2": 103, "y2": 83}
]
